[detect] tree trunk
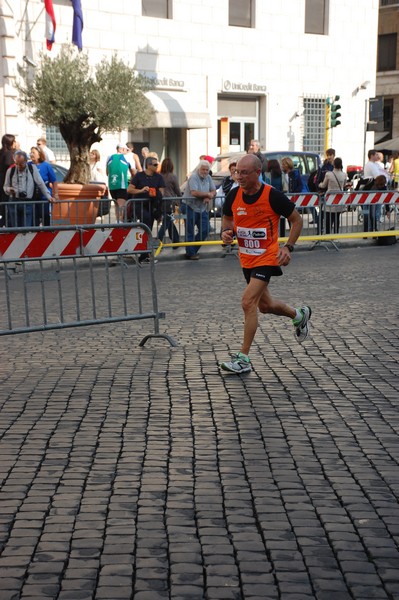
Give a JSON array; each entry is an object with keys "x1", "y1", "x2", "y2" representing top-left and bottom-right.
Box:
[{"x1": 59, "y1": 121, "x2": 102, "y2": 184}]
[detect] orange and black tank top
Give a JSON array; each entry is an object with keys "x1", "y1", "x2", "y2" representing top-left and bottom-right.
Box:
[{"x1": 231, "y1": 184, "x2": 284, "y2": 269}]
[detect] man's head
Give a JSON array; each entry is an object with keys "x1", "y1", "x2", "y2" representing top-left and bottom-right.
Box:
[
  {"x1": 14, "y1": 150, "x2": 28, "y2": 169},
  {"x1": 36, "y1": 137, "x2": 47, "y2": 148},
  {"x1": 117, "y1": 144, "x2": 128, "y2": 154},
  {"x1": 198, "y1": 160, "x2": 210, "y2": 178},
  {"x1": 146, "y1": 157, "x2": 159, "y2": 171},
  {"x1": 248, "y1": 140, "x2": 261, "y2": 154},
  {"x1": 235, "y1": 155, "x2": 262, "y2": 191},
  {"x1": 326, "y1": 148, "x2": 335, "y2": 163},
  {"x1": 368, "y1": 149, "x2": 379, "y2": 162},
  {"x1": 141, "y1": 147, "x2": 149, "y2": 157}
]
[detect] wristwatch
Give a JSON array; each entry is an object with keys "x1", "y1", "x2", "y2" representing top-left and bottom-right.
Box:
[{"x1": 284, "y1": 243, "x2": 294, "y2": 252}]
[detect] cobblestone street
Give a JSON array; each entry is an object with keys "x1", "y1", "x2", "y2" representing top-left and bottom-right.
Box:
[{"x1": 0, "y1": 243, "x2": 399, "y2": 600}]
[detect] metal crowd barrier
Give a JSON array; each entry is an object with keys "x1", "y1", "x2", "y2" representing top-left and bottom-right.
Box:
[
  {"x1": 0, "y1": 198, "x2": 113, "y2": 228},
  {"x1": 2, "y1": 192, "x2": 398, "y2": 258},
  {"x1": 0, "y1": 222, "x2": 177, "y2": 346}
]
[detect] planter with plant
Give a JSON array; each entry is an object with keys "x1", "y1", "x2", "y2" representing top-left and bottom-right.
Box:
[{"x1": 18, "y1": 46, "x2": 153, "y2": 223}]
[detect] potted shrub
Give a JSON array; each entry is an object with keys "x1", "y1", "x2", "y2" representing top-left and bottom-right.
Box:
[{"x1": 18, "y1": 46, "x2": 153, "y2": 223}]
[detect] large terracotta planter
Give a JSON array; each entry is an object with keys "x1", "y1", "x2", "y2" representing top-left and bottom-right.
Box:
[{"x1": 52, "y1": 183, "x2": 106, "y2": 225}]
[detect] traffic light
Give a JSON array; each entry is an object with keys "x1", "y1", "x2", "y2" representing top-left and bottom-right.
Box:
[{"x1": 330, "y1": 95, "x2": 341, "y2": 128}]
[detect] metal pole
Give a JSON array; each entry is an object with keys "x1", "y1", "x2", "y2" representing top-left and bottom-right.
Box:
[
  {"x1": 363, "y1": 98, "x2": 369, "y2": 167},
  {"x1": 324, "y1": 102, "x2": 331, "y2": 154}
]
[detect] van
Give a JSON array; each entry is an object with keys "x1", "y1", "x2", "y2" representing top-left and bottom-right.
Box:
[{"x1": 211, "y1": 150, "x2": 322, "y2": 189}]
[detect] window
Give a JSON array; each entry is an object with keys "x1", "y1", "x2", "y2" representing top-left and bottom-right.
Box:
[
  {"x1": 45, "y1": 126, "x2": 69, "y2": 162},
  {"x1": 302, "y1": 97, "x2": 326, "y2": 153},
  {"x1": 383, "y1": 98, "x2": 393, "y2": 138},
  {"x1": 142, "y1": 0, "x2": 171, "y2": 19},
  {"x1": 378, "y1": 34, "x2": 397, "y2": 71},
  {"x1": 305, "y1": 0, "x2": 329, "y2": 35},
  {"x1": 229, "y1": 0, "x2": 254, "y2": 28}
]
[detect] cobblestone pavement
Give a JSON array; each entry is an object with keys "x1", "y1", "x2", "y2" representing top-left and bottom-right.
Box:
[{"x1": 0, "y1": 243, "x2": 399, "y2": 600}]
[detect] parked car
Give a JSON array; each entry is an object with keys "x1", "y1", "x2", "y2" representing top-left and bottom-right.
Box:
[
  {"x1": 52, "y1": 163, "x2": 110, "y2": 197},
  {"x1": 211, "y1": 150, "x2": 321, "y2": 189},
  {"x1": 209, "y1": 150, "x2": 322, "y2": 217},
  {"x1": 346, "y1": 165, "x2": 363, "y2": 180}
]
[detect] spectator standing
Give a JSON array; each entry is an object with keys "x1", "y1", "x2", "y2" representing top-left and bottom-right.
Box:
[
  {"x1": 376, "y1": 152, "x2": 390, "y2": 183},
  {"x1": 317, "y1": 148, "x2": 335, "y2": 186},
  {"x1": 247, "y1": 139, "x2": 267, "y2": 173},
  {"x1": 363, "y1": 149, "x2": 384, "y2": 232},
  {"x1": 126, "y1": 142, "x2": 143, "y2": 174},
  {"x1": 29, "y1": 146, "x2": 59, "y2": 226},
  {"x1": 140, "y1": 147, "x2": 150, "y2": 169},
  {"x1": 0, "y1": 134, "x2": 17, "y2": 226},
  {"x1": 128, "y1": 156, "x2": 165, "y2": 264},
  {"x1": 318, "y1": 157, "x2": 347, "y2": 234},
  {"x1": 182, "y1": 160, "x2": 216, "y2": 260},
  {"x1": 389, "y1": 151, "x2": 399, "y2": 189},
  {"x1": 106, "y1": 144, "x2": 134, "y2": 222},
  {"x1": 36, "y1": 137, "x2": 56, "y2": 163},
  {"x1": 3, "y1": 150, "x2": 52, "y2": 227},
  {"x1": 158, "y1": 158, "x2": 180, "y2": 246},
  {"x1": 221, "y1": 160, "x2": 238, "y2": 196},
  {"x1": 281, "y1": 157, "x2": 304, "y2": 193},
  {"x1": 364, "y1": 149, "x2": 382, "y2": 179},
  {"x1": 266, "y1": 159, "x2": 284, "y2": 191},
  {"x1": 89, "y1": 149, "x2": 105, "y2": 182}
]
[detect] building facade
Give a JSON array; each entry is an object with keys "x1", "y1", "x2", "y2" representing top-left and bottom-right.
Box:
[
  {"x1": 1, "y1": 0, "x2": 379, "y2": 181},
  {"x1": 377, "y1": 0, "x2": 399, "y2": 149}
]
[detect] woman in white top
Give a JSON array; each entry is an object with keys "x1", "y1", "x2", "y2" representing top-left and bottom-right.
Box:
[
  {"x1": 318, "y1": 157, "x2": 347, "y2": 234},
  {"x1": 89, "y1": 149, "x2": 105, "y2": 182}
]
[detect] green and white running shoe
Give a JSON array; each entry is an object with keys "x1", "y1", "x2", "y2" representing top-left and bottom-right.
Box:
[
  {"x1": 293, "y1": 306, "x2": 312, "y2": 343},
  {"x1": 220, "y1": 352, "x2": 252, "y2": 374}
]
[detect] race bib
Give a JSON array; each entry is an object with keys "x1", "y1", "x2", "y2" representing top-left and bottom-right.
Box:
[{"x1": 236, "y1": 227, "x2": 267, "y2": 255}]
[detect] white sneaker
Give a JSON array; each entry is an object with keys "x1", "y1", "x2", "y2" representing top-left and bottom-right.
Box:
[
  {"x1": 293, "y1": 306, "x2": 312, "y2": 343},
  {"x1": 220, "y1": 352, "x2": 252, "y2": 374}
]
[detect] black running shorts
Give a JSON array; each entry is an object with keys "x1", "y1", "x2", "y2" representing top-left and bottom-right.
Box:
[
  {"x1": 242, "y1": 265, "x2": 283, "y2": 284},
  {"x1": 110, "y1": 188, "x2": 128, "y2": 201}
]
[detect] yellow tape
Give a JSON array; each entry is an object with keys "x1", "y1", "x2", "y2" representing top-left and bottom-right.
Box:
[{"x1": 155, "y1": 231, "x2": 399, "y2": 255}]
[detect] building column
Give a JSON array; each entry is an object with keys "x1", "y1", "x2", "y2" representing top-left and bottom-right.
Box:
[{"x1": 0, "y1": 0, "x2": 19, "y2": 135}]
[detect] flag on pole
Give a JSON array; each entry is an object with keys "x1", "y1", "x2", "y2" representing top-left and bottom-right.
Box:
[
  {"x1": 44, "y1": 0, "x2": 56, "y2": 50},
  {"x1": 71, "y1": 0, "x2": 84, "y2": 51}
]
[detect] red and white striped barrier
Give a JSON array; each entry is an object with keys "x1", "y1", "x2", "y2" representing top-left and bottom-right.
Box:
[
  {"x1": 287, "y1": 193, "x2": 320, "y2": 208},
  {"x1": 0, "y1": 226, "x2": 149, "y2": 261},
  {"x1": 325, "y1": 190, "x2": 399, "y2": 207}
]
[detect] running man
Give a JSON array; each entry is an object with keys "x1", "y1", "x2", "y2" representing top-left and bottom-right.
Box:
[{"x1": 220, "y1": 154, "x2": 311, "y2": 374}]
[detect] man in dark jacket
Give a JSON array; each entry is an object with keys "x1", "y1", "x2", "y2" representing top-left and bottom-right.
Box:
[{"x1": 247, "y1": 139, "x2": 267, "y2": 173}]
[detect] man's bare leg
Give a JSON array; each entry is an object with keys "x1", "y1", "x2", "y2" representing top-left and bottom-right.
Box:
[
  {"x1": 241, "y1": 278, "x2": 296, "y2": 355},
  {"x1": 115, "y1": 198, "x2": 126, "y2": 223}
]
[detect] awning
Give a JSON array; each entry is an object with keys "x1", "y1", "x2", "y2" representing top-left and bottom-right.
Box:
[
  {"x1": 375, "y1": 136, "x2": 399, "y2": 151},
  {"x1": 145, "y1": 90, "x2": 212, "y2": 129}
]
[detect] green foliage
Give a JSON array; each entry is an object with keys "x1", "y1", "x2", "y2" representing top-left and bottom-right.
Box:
[
  {"x1": 18, "y1": 46, "x2": 153, "y2": 137},
  {"x1": 17, "y1": 46, "x2": 154, "y2": 182}
]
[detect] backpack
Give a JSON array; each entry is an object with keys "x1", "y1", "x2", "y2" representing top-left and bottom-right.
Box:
[
  {"x1": 354, "y1": 177, "x2": 374, "y2": 191},
  {"x1": 307, "y1": 169, "x2": 319, "y2": 192},
  {"x1": 9, "y1": 163, "x2": 42, "y2": 200}
]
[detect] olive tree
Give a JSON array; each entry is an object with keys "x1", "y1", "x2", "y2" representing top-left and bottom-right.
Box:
[{"x1": 18, "y1": 46, "x2": 153, "y2": 183}]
